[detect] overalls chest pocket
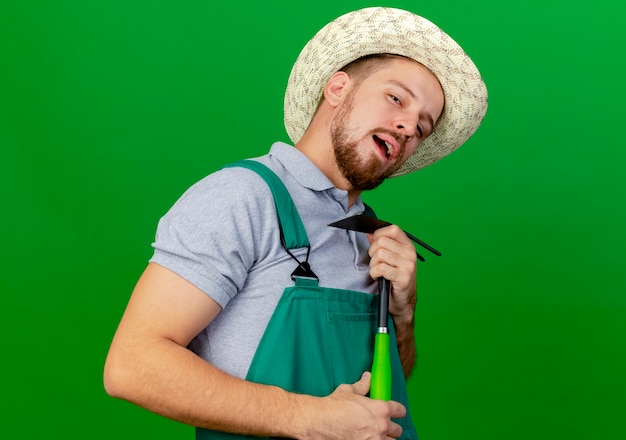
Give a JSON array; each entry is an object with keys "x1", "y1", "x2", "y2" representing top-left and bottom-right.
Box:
[{"x1": 246, "y1": 280, "x2": 378, "y2": 397}]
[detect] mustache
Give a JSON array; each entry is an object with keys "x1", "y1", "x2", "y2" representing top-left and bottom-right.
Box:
[{"x1": 370, "y1": 128, "x2": 405, "y2": 144}]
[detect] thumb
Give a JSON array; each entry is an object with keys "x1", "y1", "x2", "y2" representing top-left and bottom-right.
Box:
[{"x1": 352, "y1": 371, "x2": 371, "y2": 396}]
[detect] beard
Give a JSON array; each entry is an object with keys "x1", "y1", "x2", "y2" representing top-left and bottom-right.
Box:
[{"x1": 330, "y1": 92, "x2": 405, "y2": 191}]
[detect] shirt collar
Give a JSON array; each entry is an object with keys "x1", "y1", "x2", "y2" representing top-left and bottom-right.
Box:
[
  {"x1": 268, "y1": 142, "x2": 365, "y2": 212},
  {"x1": 268, "y1": 142, "x2": 335, "y2": 192}
]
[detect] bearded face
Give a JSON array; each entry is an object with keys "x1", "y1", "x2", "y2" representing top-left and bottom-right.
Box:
[{"x1": 330, "y1": 90, "x2": 407, "y2": 191}]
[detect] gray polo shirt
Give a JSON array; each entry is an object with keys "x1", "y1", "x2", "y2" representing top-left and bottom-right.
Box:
[{"x1": 150, "y1": 142, "x2": 376, "y2": 378}]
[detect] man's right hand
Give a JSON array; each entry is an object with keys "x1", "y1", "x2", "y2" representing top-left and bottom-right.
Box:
[{"x1": 296, "y1": 372, "x2": 406, "y2": 440}]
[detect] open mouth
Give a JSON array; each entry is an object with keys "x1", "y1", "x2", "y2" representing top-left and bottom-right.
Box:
[{"x1": 373, "y1": 135, "x2": 394, "y2": 160}]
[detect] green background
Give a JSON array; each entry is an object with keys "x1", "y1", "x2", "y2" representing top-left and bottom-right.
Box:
[{"x1": 1, "y1": 0, "x2": 624, "y2": 438}]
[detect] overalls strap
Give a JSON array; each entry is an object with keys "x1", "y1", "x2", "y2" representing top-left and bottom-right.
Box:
[
  {"x1": 223, "y1": 160, "x2": 318, "y2": 281},
  {"x1": 223, "y1": 160, "x2": 309, "y2": 250}
]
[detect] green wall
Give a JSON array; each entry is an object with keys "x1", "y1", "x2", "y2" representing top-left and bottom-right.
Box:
[{"x1": 1, "y1": 1, "x2": 624, "y2": 438}]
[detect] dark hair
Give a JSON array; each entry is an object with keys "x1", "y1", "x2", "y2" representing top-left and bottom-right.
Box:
[{"x1": 339, "y1": 54, "x2": 410, "y2": 86}]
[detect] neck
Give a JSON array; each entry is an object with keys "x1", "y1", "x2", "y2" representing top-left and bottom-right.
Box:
[
  {"x1": 295, "y1": 134, "x2": 362, "y2": 208},
  {"x1": 346, "y1": 190, "x2": 362, "y2": 208}
]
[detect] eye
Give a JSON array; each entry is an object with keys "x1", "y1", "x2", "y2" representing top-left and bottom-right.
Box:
[
  {"x1": 416, "y1": 124, "x2": 424, "y2": 138},
  {"x1": 389, "y1": 94, "x2": 402, "y2": 106}
]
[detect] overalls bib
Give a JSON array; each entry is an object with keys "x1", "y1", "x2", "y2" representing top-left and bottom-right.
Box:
[{"x1": 197, "y1": 161, "x2": 418, "y2": 439}]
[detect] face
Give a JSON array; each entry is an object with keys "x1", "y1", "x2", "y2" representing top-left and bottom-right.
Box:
[{"x1": 330, "y1": 57, "x2": 444, "y2": 190}]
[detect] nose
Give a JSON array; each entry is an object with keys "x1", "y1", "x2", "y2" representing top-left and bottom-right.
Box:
[{"x1": 393, "y1": 120, "x2": 418, "y2": 141}]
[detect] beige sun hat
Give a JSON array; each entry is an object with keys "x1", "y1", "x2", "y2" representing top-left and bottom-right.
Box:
[{"x1": 284, "y1": 7, "x2": 488, "y2": 176}]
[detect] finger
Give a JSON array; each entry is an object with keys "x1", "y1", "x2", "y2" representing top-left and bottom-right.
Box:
[
  {"x1": 387, "y1": 421, "x2": 404, "y2": 439},
  {"x1": 371, "y1": 234, "x2": 417, "y2": 266},
  {"x1": 369, "y1": 239, "x2": 416, "y2": 270},
  {"x1": 388, "y1": 400, "x2": 407, "y2": 419},
  {"x1": 369, "y1": 253, "x2": 415, "y2": 286},
  {"x1": 367, "y1": 225, "x2": 411, "y2": 249},
  {"x1": 350, "y1": 371, "x2": 371, "y2": 396},
  {"x1": 372, "y1": 225, "x2": 412, "y2": 246}
]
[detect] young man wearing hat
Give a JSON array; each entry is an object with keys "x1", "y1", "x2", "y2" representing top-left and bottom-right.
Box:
[{"x1": 104, "y1": 7, "x2": 487, "y2": 440}]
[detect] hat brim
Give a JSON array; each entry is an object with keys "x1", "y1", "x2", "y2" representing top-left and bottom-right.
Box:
[{"x1": 284, "y1": 7, "x2": 488, "y2": 176}]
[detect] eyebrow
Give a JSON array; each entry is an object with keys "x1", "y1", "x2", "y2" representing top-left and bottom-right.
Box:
[
  {"x1": 388, "y1": 80, "x2": 436, "y2": 132},
  {"x1": 388, "y1": 80, "x2": 416, "y2": 99}
]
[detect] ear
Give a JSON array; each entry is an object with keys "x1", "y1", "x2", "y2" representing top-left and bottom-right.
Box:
[{"x1": 323, "y1": 71, "x2": 352, "y2": 108}]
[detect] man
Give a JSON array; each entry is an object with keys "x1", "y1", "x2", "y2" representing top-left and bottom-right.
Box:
[{"x1": 104, "y1": 7, "x2": 487, "y2": 439}]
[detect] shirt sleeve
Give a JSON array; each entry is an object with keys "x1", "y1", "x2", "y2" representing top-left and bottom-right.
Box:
[{"x1": 149, "y1": 167, "x2": 277, "y2": 308}]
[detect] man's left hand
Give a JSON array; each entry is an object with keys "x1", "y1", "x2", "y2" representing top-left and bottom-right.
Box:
[{"x1": 367, "y1": 225, "x2": 417, "y2": 325}]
